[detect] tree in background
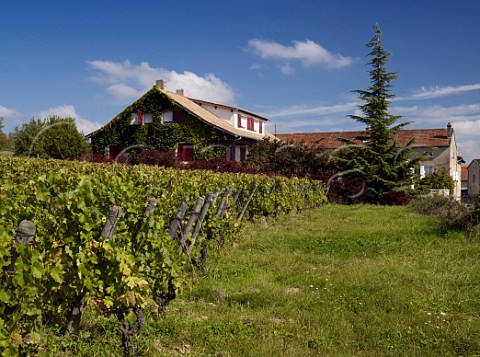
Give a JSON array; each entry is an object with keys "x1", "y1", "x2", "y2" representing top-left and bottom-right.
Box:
[
  {"x1": 339, "y1": 23, "x2": 422, "y2": 203},
  {"x1": 421, "y1": 166, "x2": 455, "y2": 194},
  {"x1": 11, "y1": 116, "x2": 90, "y2": 159},
  {"x1": 0, "y1": 117, "x2": 6, "y2": 149},
  {"x1": 245, "y1": 138, "x2": 336, "y2": 179},
  {"x1": 0, "y1": 117, "x2": 12, "y2": 151}
]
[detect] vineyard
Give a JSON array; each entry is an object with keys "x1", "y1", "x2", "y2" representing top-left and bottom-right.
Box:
[{"x1": 0, "y1": 157, "x2": 327, "y2": 356}]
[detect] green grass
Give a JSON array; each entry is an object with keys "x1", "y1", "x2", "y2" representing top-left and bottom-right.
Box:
[{"x1": 58, "y1": 205, "x2": 480, "y2": 356}]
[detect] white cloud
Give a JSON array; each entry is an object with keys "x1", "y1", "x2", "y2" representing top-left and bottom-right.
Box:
[
  {"x1": 248, "y1": 39, "x2": 353, "y2": 68},
  {"x1": 266, "y1": 101, "x2": 358, "y2": 118},
  {"x1": 390, "y1": 103, "x2": 480, "y2": 163},
  {"x1": 409, "y1": 84, "x2": 480, "y2": 100},
  {"x1": 37, "y1": 105, "x2": 102, "y2": 134},
  {"x1": 0, "y1": 105, "x2": 21, "y2": 119},
  {"x1": 278, "y1": 63, "x2": 295, "y2": 75},
  {"x1": 87, "y1": 60, "x2": 236, "y2": 105}
]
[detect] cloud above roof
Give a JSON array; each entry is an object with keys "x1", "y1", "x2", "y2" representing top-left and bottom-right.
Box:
[
  {"x1": 36, "y1": 104, "x2": 102, "y2": 135},
  {"x1": 248, "y1": 39, "x2": 353, "y2": 68},
  {"x1": 87, "y1": 60, "x2": 236, "y2": 105}
]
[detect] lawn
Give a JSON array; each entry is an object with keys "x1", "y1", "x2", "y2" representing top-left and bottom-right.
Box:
[{"x1": 59, "y1": 204, "x2": 480, "y2": 356}]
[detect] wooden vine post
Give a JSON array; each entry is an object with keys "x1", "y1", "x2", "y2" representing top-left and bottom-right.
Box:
[
  {"x1": 168, "y1": 200, "x2": 188, "y2": 241},
  {"x1": 187, "y1": 192, "x2": 215, "y2": 255},
  {"x1": 217, "y1": 186, "x2": 233, "y2": 219},
  {"x1": 238, "y1": 183, "x2": 259, "y2": 222},
  {"x1": 179, "y1": 197, "x2": 205, "y2": 254},
  {"x1": 7, "y1": 220, "x2": 36, "y2": 274}
]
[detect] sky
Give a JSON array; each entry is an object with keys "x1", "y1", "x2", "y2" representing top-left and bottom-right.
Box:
[{"x1": 1, "y1": 0, "x2": 479, "y2": 163}]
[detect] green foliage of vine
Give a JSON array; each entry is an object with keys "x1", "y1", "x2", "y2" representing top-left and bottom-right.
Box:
[{"x1": 0, "y1": 157, "x2": 327, "y2": 354}]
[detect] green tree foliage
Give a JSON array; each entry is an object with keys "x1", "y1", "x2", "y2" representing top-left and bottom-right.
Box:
[
  {"x1": 421, "y1": 166, "x2": 455, "y2": 193},
  {"x1": 341, "y1": 23, "x2": 422, "y2": 203},
  {"x1": 0, "y1": 117, "x2": 11, "y2": 151},
  {"x1": 245, "y1": 138, "x2": 336, "y2": 179},
  {"x1": 12, "y1": 116, "x2": 90, "y2": 159}
]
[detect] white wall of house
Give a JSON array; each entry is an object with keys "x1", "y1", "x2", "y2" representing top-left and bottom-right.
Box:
[
  {"x1": 468, "y1": 161, "x2": 480, "y2": 197},
  {"x1": 414, "y1": 137, "x2": 461, "y2": 199},
  {"x1": 197, "y1": 103, "x2": 235, "y2": 126}
]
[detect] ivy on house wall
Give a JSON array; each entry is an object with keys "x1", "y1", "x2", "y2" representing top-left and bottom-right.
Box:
[{"x1": 90, "y1": 86, "x2": 234, "y2": 160}]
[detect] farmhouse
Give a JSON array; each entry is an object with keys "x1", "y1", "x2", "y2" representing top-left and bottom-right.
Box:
[
  {"x1": 467, "y1": 159, "x2": 480, "y2": 197},
  {"x1": 88, "y1": 80, "x2": 273, "y2": 162},
  {"x1": 277, "y1": 123, "x2": 464, "y2": 199}
]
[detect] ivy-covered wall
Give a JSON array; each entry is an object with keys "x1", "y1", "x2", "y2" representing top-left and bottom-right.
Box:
[{"x1": 90, "y1": 86, "x2": 235, "y2": 160}]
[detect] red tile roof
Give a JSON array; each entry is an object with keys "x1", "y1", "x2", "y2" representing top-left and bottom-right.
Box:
[{"x1": 276, "y1": 128, "x2": 451, "y2": 149}]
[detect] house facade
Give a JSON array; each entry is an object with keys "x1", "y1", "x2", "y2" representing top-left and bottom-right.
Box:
[
  {"x1": 467, "y1": 159, "x2": 480, "y2": 197},
  {"x1": 277, "y1": 123, "x2": 463, "y2": 199},
  {"x1": 88, "y1": 80, "x2": 273, "y2": 162}
]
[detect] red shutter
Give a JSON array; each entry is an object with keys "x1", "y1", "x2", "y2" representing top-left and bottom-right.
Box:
[
  {"x1": 178, "y1": 143, "x2": 194, "y2": 162},
  {"x1": 237, "y1": 114, "x2": 242, "y2": 128},
  {"x1": 247, "y1": 118, "x2": 254, "y2": 131},
  {"x1": 173, "y1": 110, "x2": 185, "y2": 123},
  {"x1": 137, "y1": 110, "x2": 143, "y2": 125},
  {"x1": 259, "y1": 121, "x2": 263, "y2": 134}
]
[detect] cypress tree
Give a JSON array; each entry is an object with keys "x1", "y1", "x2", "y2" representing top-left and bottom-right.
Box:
[{"x1": 343, "y1": 22, "x2": 420, "y2": 203}]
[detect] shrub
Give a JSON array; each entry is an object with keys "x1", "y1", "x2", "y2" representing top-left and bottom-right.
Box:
[
  {"x1": 326, "y1": 177, "x2": 366, "y2": 204},
  {"x1": 385, "y1": 190, "x2": 413, "y2": 205},
  {"x1": 409, "y1": 195, "x2": 455, "y2": 216},
  {"x1": 137, "y1": 150, "x2": 176, "y2": 167},
  {"x1": 420, "y1": 166, "x2": 455, "y2": 194},
  {"x1": 186, "y1": 157, "x2": 256, "y2": 174},
  {"x1": 409, "y1": 195, "x2": 473, "y2": 233}
]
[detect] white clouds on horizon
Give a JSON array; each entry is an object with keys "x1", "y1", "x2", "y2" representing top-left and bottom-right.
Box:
[
  {"x1": 266, "y1": 101, "x2": 358, "y2": 118},
  {"x1": 0, "y1": 105, "x2": 21, "y2": 119},
  {"x1": 37, "y1": 105, "x2": 102, "y2": 135},
  {"x1": 87, "y1": 60, "x2": 237, "y2": 105},
  {"x1": 248, "y1": 39, "x2": 353, "y2": 69},
  {"x1": 402, "y1": 83, "x2": 480, "y2": 100}
]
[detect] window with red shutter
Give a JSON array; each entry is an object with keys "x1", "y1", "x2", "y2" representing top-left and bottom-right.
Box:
[
  {"x1": 237, "y1": 113, "x2": 243, "y2": 128},
  {"x1": 247, "y1": 118, "x2": 254, "y2": 131},
  {"x1": 137, "y1": 110, "x2": 143, "y2": 125},
  {"x1": 259, "y1": 121, "x2": 263, "y2": 134}
]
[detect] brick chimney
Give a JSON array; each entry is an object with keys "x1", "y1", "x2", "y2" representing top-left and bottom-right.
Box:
[
  {"x1": 447, "y1": 122, "x2": 453, "y2": 139},
  {"x1": 176, "y1": 89, "x2": 185, "y2": 96},
  {"x1": 156, "y1": 79, "x2": 166, "y2": 89}
]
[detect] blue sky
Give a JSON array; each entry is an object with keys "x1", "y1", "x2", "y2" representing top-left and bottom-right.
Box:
[{"x1": 1, "y1": 0, "x2": 479, "y2": 162}]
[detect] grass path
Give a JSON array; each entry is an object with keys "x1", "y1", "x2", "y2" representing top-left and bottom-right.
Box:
[{"x1": 71, "y1": 205, "x2": 480, "y2": 356}]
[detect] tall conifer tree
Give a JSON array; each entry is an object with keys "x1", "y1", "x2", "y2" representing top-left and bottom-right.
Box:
[{"x1": 344, "y1": 23, "x2": 420, "y2": 203}]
